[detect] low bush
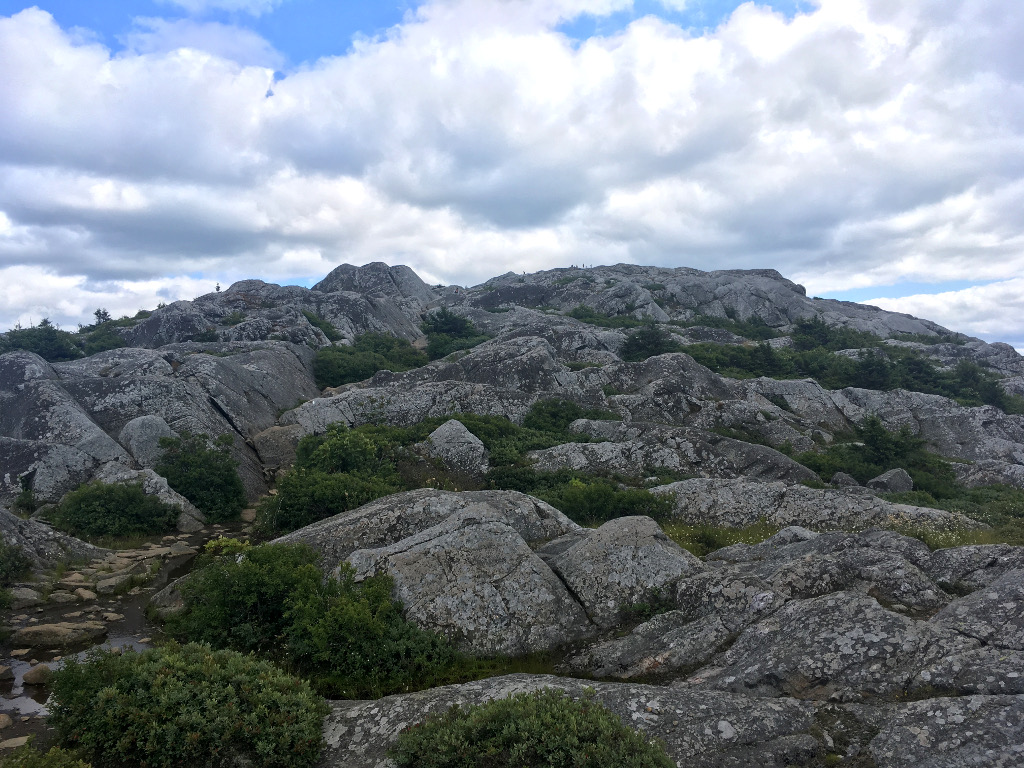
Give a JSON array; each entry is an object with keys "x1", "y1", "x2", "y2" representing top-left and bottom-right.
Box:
[
  {"x1": 0, "y1": 540, "x2": 32, "y2": 609},
  {"x1": 672, "y1": 314, "x2": 780, "y2": 341},
  {"x1": 49, "y1": 642, "x2": 326, "y2": 768},
  {"x1": 567, "y1": 306, "x2": 644, "y2": 329},
  {"x1": 0, "y1": 743, "x2": 90, "y2": 768},
  {"x1": 166, "y1": 543, "x2": 460, "y2": 699},
  {"x1": 619, "y1": 325, "x2": 682, "y2": 362},
  {"x1": 662, "y1": 519, "x2": 781, "y2": 557},
  {"x1": 80, "y1": 324, "x2": 126, "y2": 356},
  {"x1": 421, "y1": 308, "x2": 491, "y2": 360},
  {"x1": 259, "y1": 467, "x2": 402, "y2": 532},
  {"x1": 0, "y1": 320, "x2": 82, "y2": 362},
  {"x1": 155, "y1": 432, "x2": 246, "y2": 522},
  {"x1": 389, "y1": 688, "x2": 674, "y2": 768},
  {"x1": 301, "y1": 310, "x2": 341, "y2": 341},
  {"x1": 313, "y1": 332, "x2": 428, "y2": 388},
  {"x1": 50, "y1": 482, "x2": 179, "y2": 538}
]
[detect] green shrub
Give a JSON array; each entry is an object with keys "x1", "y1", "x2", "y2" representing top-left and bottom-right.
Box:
[
  {"x1": 49, "y1": 643, "x2": 326, "y2": 768},
  {"x1": 284, "y1": 564, "x2": 459, "y2": 698},
  {"x1": 313, "y1": 333, "x2": 427, "y2": 388},
  {"x1": 662, "y1": 520, "x2": 781, "y2": 557},
  {"x1": 166, "y1": 543, "x2": 323, "y2": 655},
  {"x1": 567, "y1": 306, "x2": 644, "y2": 329},
  {"x1": 389, "y1": 688, "x2": 674, "y2": 768},
  {"x1": 260, "y1": 467, "x2": 401, "y2": 532},
  {"x1": 619, "y1": 325, "x2": 681, "y2": 362},
  {"x1": 50, "y1": 482, "x2": 179, "y2": 538},
  {"x1": 0, "y1": 541, "x2": 31, "y2": 585},
  {"x1": 421, "y1": 308, "x2": 491, "y2": 360},
  {"x1": 0, "y1": 320, "x2": 82, "y2": 362},
  {"x1": 521, "y1": 399, "x2": 618, "y2": 433},
  {"x1": 166, "y1": 543, "x2": 460, "y2": 699},
  {"x1": 155, "y1": 432, "x2": 246, "y2": 522},
  {"x1": 0, "y1": 743, "x2": 91, "y2": 768},
  {"x1": 81, "y1": 324, "x2": 126, "y2": 356},
  {"x1": 301, "y1": 310, "x2": 342, "y2": 341},
  {"x1": 671, "y1": 314, "x2": 780, "y2": 341}
]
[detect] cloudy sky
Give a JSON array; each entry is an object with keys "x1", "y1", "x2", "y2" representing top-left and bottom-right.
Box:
[{"x1": 1, "y1": 0, "x2": 1023, "y2": 347}]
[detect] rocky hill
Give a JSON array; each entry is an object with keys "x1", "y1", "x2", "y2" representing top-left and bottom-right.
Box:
[{"x1": 3, "y1": 261, "x2": 1024, "y2": 766}]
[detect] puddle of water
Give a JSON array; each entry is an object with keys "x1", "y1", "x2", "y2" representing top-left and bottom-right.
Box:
[{"x1": 0, "y1": 522, "x2": 248, "y2": 718}]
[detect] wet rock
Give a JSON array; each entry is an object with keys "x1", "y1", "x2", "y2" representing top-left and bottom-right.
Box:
[
  {"x1": 0, "y1": 713, "x2": 10, "y2": 728},
  {"x1": 10, "y1": 621, "x2": 107, "y2": 648},
  {"x1": 348, "y1": 514, "x2": 595, "y2": 655},
  {"x1": 0, "y1": 667, "x2": 12, "y2": 682},
  {"x1": 866, "y1": 468, "x2": 913, "y2": 493},
  {"x1": 22, "y1": 664, "x2": 53, "y2": 686},
  {"x1": 544, "y1": 516, "x2": 702, "y2": 629},
  {"x1": 868, "y1": 695, "x2": 1024, "y2": 768},
  {"x1": 320, "y1": 673, "x2": 826, "y2": 768}
]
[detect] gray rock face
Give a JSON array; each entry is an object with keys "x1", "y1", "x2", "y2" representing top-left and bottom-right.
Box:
[
  {"x1": 913, "y1": 647, "x2": 1024, "y2": 696},
  {"x1": 653, "y1": 477, "x2": 979, "y2": 532},
  {"x1": 418, "y1": 419, "x2": 489, "y2": 479},
  {"x1": 544, "y1": 516, "x2": 702, "y2": 629},
  {"x1": 320, "y1": 674, "x2": 826, "y2": 768},
  {"x1": 924, "y1": 545, "x2": 1024, "y2": 591},
  {"x1": 831, "y1": 471, "x2": 860, "y2": 487},
  {"x1": 0, "y1": 508, "x2": 106, "y2": 568},
  {"x1": 931, "y1": 569, "x2": 1024, "y2": 650},
  {"x1": 118, "y1": 415, "x2": 176, "y2": 468},
  {"x1": 348, "y1": 513, "x2": 595, "y2": 655},
  {"x1": 867, "y1": 695, "x2": 1024, "y2": 768},
  {"x1": 689, "y1": 591, "x2": 979, "y2": 700},
  {"x1": 274, "y1": 488, "x2": 579, "y2": 573},
  {"x1": 867, "y1": 467, "x2": 914, "y2": 493}
]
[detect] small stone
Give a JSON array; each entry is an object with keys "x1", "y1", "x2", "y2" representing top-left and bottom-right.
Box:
[
  {"x1": 102, "y1": 612, "x2": 125, "y2": 622},
  {"x1": 0, "y1": 714, "x2": 11, "y2": 729},
  {"x1": 10, "y1": 650, "x2": 29, "y2": 658},
  {"x1": 74, "y1": 588, "x2": 97, "y2": 601},
  {"x1": 48, "y1": 590, "x2": 78, "y2": 604},
  {"x1": 139, "y1": 637, "x2": 152, "y2": 644},
  {"x1": 63, "y1": 611, "x2": 83, "y2": 618},
  {"x1": 8, "y1": 588, "x2": 42, "y2": 609},
  {"x1": 22, "y1": 664, "x2": 54, "y2": 686},
  {"x1": 0, "y1": 666, "x2": 13, "y2": 681},
  {"x1": 169, "y1": 542, "x2": 197, "y2": 556},
  {"x1": 0, "y1": 736, "x2": 30, "y2": 750},
  {"x1": 240, "y1": 509, "x2": 256, "y2": 522}
]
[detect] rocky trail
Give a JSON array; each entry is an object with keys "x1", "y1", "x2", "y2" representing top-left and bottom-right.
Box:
[{"x1": 2, "y1": 262, "x2": 1024, "y2": 765}]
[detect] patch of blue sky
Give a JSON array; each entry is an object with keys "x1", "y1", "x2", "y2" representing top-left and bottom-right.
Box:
[
  {"x1": 819, "y1": 280, "x2": 996, "y2": 304},
  {"x1": 556, "y1": 0, "x2": 815, "y2": 41}
]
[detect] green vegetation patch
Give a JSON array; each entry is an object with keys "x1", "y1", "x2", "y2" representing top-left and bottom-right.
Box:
[
  {"x1": 166, "y1": 541, "x2": 461, "y2": 699},
  {"x1": 0, "y1": 320, "x2": 82, "y2": 362},
  {"x1": 389, "y1": 688, "x2": 674, "y2": 768},
  {"x1": 567, "y1": 305, "x2": 645, "y2": 329},
  {"x1": 620, "y1": 325, "x2": 683, "y2": 362},
  {"x1": 50, "y1": 481, "x2": 179, "y2": 538},
  {"x1": 662, "y1": 520, "x2": 781, "y2": 557},
  {"x1": 301, "y1": 309, "x2": 342, "y2": 341},
  {"x1": 313, "y1": 332, "x2": 427, "y2": 389},
  {"x1": 0, "y1": 540, "x2": 32, "y2": 609},
  {"x1": 155, "y1": 432, "x2": 246, "y2": 522},
  {"x1": 422, "y1": 307, "x2": 492, "y2": 360},
  {"x1": 49, "y1": 642, "x2": 327, "y2": 768},
  {"x1": 0, "y1": 743, "x2": 91, "y2": 768},
  {"x1": 671, "y1": 314, "x2": 781, "y2": 341}
]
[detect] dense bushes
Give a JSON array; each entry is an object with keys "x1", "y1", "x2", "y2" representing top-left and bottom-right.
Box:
[
  {"x1": 567, "y1": 305, "x2": 644, "y2": 329},
  {"x1": 313, "y1": 332, "x2": 427, "y2": 388},
  {"x1": 50, "y1": 482, "x2": 179, "y2": 538},
  {"x1": 0, "y1": 540, "x2": 32, "y2": 608},
  {"x1": 301, "y1": 310, "x2": 342, "y2": 341},
  {"x1": 795, "y1": 416, "x2": 959, "y2": 499},
  {"x1": 389, "y1": 688, "x2": 674, "y2": 768},
  {"x1": 672, "y1": 314, "x2": 781, "y2": 340},
  {"x1": 0, "y1": 744, "x2": 90, "y2": 768},
  {"x1": 0, "y1": 320, "x2": 82, "y2": 362},
  {"x1": 619, "y1": 325, "x2": 682, "y2": 362},
  {"x1": 166, "y1": 542, "x2": 460, "y2": 698},
  {"x1": 49, "y1": 642, "x2": 326, "y2": 768},
  {"x1": 261, "y1": 402, "x2": 619, "y2": 533},
  {"x1": 421, "y1": 308, "x2": 491, "y2": 360},
  {"x1": 155, "y1": 432, "x2": 246, "y2": 522},
  {"x1": 486, "y1": 467, "x2": 674, "y2": 526}
]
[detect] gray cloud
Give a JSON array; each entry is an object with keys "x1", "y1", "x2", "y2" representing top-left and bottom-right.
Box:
[{"x1": 0, "y1": 0, "x2": 1022, "y2": 345}]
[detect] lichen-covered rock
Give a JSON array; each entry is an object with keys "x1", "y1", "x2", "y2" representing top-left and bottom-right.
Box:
[
  {"x1": 912, "y1": 647, "x2": 1024, "y2": 696},
  {"x1": 866, "y1": 468, "x2": 914, "y2": 493},
  {"x1": 654, "y1": 477, "x2": 980, "y2": 533},
  {"x1": 348, "y1": 514, "x2": 595, "y2": 655},
  {"x1": 563, "y1": 611, "x2": 732, "y2": 679},
  {"x1": 545, "y1": 516, "x2": 702, "y2": 628},
  {"x1": 831, "y1": 471, "x2": 860, "y2": 487},
  {"x1": 418, "y1": 419, "x2": 489, "y2": 478},
  {"x1": 320, "y1": 673, "x2": 828, "y2": 768},
  {"x1": 275, "y1": 488, "x2": 578, "y2": 572},
  {"x1": 867, "y1": 695, "x2": 1024, "y2": 768},
  {"x1": 0, "y1": 508, "x2": 106, "y2": 568},
  {"x1": 689, "y1": 592, "x2": 979, "y2": 700},
  {"x1": 118, "y1": 415, "x2": 176, "y2": 468},
  {"x1": 931, "y1": 569, "x2": 1024, "y2": 650},
  {"x1": 924, "y1": 545, "x2": 1024, "y2": 592}
]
